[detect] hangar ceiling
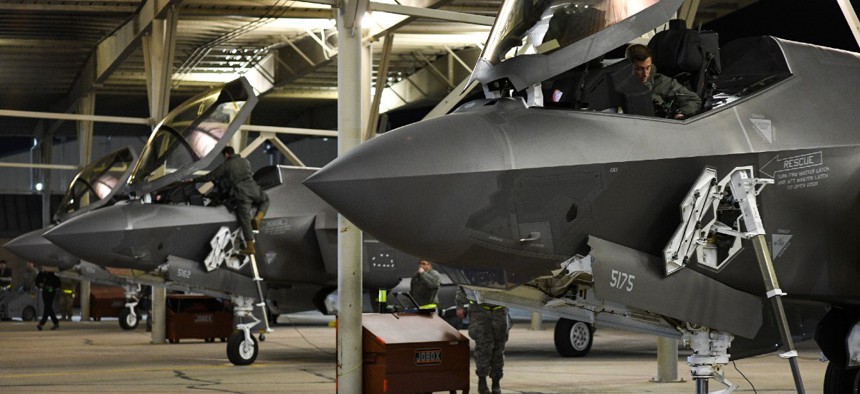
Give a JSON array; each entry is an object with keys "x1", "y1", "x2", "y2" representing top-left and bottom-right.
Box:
[{"x1": 0, "y1": 0, "x2": 762, "y2": 141}]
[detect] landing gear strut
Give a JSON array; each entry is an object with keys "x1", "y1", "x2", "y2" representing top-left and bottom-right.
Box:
[
  {"x1": 207, "y1": 227, "x2": 272, "y2": 366},
  {"x1": 666, "y1": 166, "x2": 805, "y2": 393},
  {"x1": 683, "y1": 327, "x2": 738, "y2": 394},
  {"x1": 119, "y1": 284, "x2": 142, "y2": 330}
]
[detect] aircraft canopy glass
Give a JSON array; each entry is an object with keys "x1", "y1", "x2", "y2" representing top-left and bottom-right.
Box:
[
  {"x1": 472, "y1": 0, "x2": 682, "y2": 91},
  {"x1": 483, "y1": 0, "x2": 658, "y2": 65},
  {"x1": 55, "y1": 147, "x2": 135, "y2": 222},
  {"x1": 128, "y1": 78, "x2": 256, "y2": 194}
]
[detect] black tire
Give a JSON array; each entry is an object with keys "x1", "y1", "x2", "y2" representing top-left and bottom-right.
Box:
[
  {"x1": 118, "y1": 308, "x2": 140, "y2": 330},
  {"x1": 824, "y1": 362, "x2": 860, "y2": 394},
  {"x1": 227, "y1": 332, "x2": 258, "y2": 366},
  {"x1": 21, "y1": 306, "x2": 36, "y2": 322},
  {"x1": 554, "y1": 318, "x2": 594, "y2": 357}
]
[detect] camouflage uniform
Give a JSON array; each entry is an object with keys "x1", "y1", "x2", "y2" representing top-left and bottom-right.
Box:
[
  {"x1": 456, "y1": 287, "x2": 508, "y2": 394},
  {"x1": 194, "y1": 154, "x2": 269, "y2": 243},
  {"x1": 59, "y1": 278, "x2": 76, "y2": 321},
  {"x1": 20, "y1": 265, "x2": 36, "y2": 293}
]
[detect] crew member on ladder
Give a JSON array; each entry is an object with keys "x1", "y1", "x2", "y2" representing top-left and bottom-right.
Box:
[
  {"x1": 192, "y1": 146, "x2": 268, "y2": 255},
  {"x1": 409, "y1": 259, "x2": 441, "y2": 312}
]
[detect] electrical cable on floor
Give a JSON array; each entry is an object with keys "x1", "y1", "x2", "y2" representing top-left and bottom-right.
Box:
[
  {"x1": 281, "y1": 315, "x2": 335, "y2": 356},
  {"x1": 732, "y1": 360, "x2": 758, "y2": 394}
]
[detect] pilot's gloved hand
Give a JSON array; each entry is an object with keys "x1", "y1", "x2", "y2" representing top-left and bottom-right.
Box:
[{"x1": 673, "y1": 113, "x2": 686, "y2": 120}]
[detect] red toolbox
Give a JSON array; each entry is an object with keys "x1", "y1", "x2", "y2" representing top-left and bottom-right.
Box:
[
  {"x1": 89, "y1": 286, "x2": 125, "y2": 321},
  {"x1": 362, "y1": 312, "x2": 470, "y2": 393},
  {"x1": 165, "y1": 294, "x2": 233, "y2": 343}
]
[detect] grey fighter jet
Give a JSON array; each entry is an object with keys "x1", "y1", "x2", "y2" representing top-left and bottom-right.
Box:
[
  {"x1": 306, "y1": 0, "x2": 860, "y2": 392},
  {"x1": 4, "y1": 146, "x2": 252, "y2": 329},
  {"x1": 6, "y1": 145, "x2": 137, "y2": 273},
  {"x1": 43, "y1": 77, "x2": 433, "y2": 365},
  {"x1": 2, "y1": 147, "x2": 155, "y2": 326}
]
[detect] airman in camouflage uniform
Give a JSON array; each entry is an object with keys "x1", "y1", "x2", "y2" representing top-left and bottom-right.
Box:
[
  {"x1": 59, "y1": 278, "x2": 76, "y2": 321},
  {"x1": 456, "y1": 287, "x2": 509, "y2": 394},
  {"x1": 194, "y1": 146, "x2": 269, "y2": 255}
]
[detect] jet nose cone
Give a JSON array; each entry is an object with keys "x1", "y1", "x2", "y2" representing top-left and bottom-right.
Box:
[
  {"x1": 4, "y1": 228, "x2": 79, "y2": 269},
  {"x1": 305, "y1": 113, "x2": 506, "y2": 263},
  {"x1": 44, "y1": 203, "x2": 131, "y2": 267}
]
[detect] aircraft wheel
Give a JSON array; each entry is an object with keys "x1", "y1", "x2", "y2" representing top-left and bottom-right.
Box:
[
  {"x1": 118, "y1": 308, "x2": 140, "y2": 330},
  {"x1": 21, "y1": 306, "x2": 36, "y2": 321},
  {"x1": 823, "y1": 362, "x2": 859, "y2": 393},
  {"x1": 227, "y1": 332, "x2": 258, "y2": 366},
  {"x1": 554, "y1": 318, "x2": 593, "y2": 357}
]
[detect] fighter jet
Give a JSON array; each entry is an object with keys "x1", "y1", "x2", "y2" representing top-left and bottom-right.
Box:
[
  {"x1": 3, "y1": 146, "x2": 247, "y2": 329},
  {"x1": 2, "y1": 147, "x2": 158, "y2": 326},
  {"x1": 43, "y1": 77, "x2": 435, "y2": 365},
  {"x1": 5, "y1": 145, "x2": 137, "y2": 273},
  {"x1": 305, "y1": 0, "x2": 860, "y2": 391}
]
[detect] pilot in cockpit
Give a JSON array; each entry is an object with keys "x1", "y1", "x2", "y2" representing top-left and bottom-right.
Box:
[{"x1": 626, "y1": 44, "x2": 701, "y2": 119}]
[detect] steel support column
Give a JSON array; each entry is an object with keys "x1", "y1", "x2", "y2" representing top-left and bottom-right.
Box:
[
  {"x1": 38, "y1": 121, "x2": 53, "y2": 227},
  {"x1": 337, "y1": 1, "x2": 367, "y2": 392},
  {"x1": 76, "y1": 94, "x2": 95, "y2": 166},
  {"x1": 653, "y1": 337, "x2": 681, "y2": 383},
  {"x1": 366, "y1": 33, "x2": 394, "y2": 140},
  {"x1": 142, "y1": 9, "x2": 176, "y2": 347},
  {"x1": 80, "y1": 280, "x2": 91, "y2": 321},
  {"x1": 142, "y1": 4, "x2": 177, "y2": 122},
  {"x1": 151, "y1": 286, "x2": 167, "y2": 344}
]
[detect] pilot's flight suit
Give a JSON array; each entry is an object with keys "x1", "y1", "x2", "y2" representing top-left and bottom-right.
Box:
[
  {"x1": 410, "y1": 266, "x2": 441, "y2": 310},
  {"x1": 646, "y1": 64, "x2": 702, "y2": 117},
  {"x1": 194, "y1": 153, "x2": 269, "y2": 252},
  {"x1": 456, "y1": 287, "x2": 509, "y2": 394}
]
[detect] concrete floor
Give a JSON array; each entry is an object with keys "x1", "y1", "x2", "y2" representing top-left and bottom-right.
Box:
[{"x1": 0, "y1": 313, "x2": 826, "y2": 393}]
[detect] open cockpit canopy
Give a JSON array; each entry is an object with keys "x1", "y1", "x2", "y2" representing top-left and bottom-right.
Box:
[
  {"x1": 55, "y1": 146, "x2": 137, "y2": 223},
  {"x1": 128, "y1": 77, "x2": 258, "y2": 195},
  {"x1": 472, "y1": 0, "x2": 683, "y2": 91}
]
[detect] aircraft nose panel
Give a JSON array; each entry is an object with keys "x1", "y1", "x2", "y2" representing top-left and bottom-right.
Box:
[
  {"x1": 306, "y1": 113, "x2": 507, "y2": 263},
  {"x1": 44, "y1": 204, "x2": 132, "y2": 268},
  {"x1": 306, "y1": 110, "x2": 573, "y2": 280},
  {"x1": 4, "y1": 228, "x2": 79, "y2": 270}
]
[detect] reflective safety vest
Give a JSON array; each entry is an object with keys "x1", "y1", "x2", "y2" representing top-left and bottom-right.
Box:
[
  {"x1": 470, "y1": 300, "x2": 505, "y2": 311},
  {"x1": 418, "y1": 303, "x2": 437, "y2": 310}
]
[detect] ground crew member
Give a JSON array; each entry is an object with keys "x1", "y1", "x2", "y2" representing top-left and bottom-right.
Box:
[
  {"x1": 409, "y1": 260, "x2": 441, "y2": 311},
  {"x1": 19, "y1": 261, "x2": 36, "y2": 293},
  {"x1": 35, "y1": 266, "x2": 60, "y2": 330},
  {"x1": 59, "y1": 278, "x2": 77, "y2": 321},
  {"x1": 0, "y1": 260, "x2": 12, "y2": 290},
  {"x1": 193, "y1": 146, "x2": 269, "y2": 255},
  {"x1": 456, "y1": 286, "x2": 509, "y2": 394}
]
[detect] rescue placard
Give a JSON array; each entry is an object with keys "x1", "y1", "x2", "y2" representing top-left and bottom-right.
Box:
[{"x1": 414, "y1": 348, "x2": 442, "y2": 366}]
